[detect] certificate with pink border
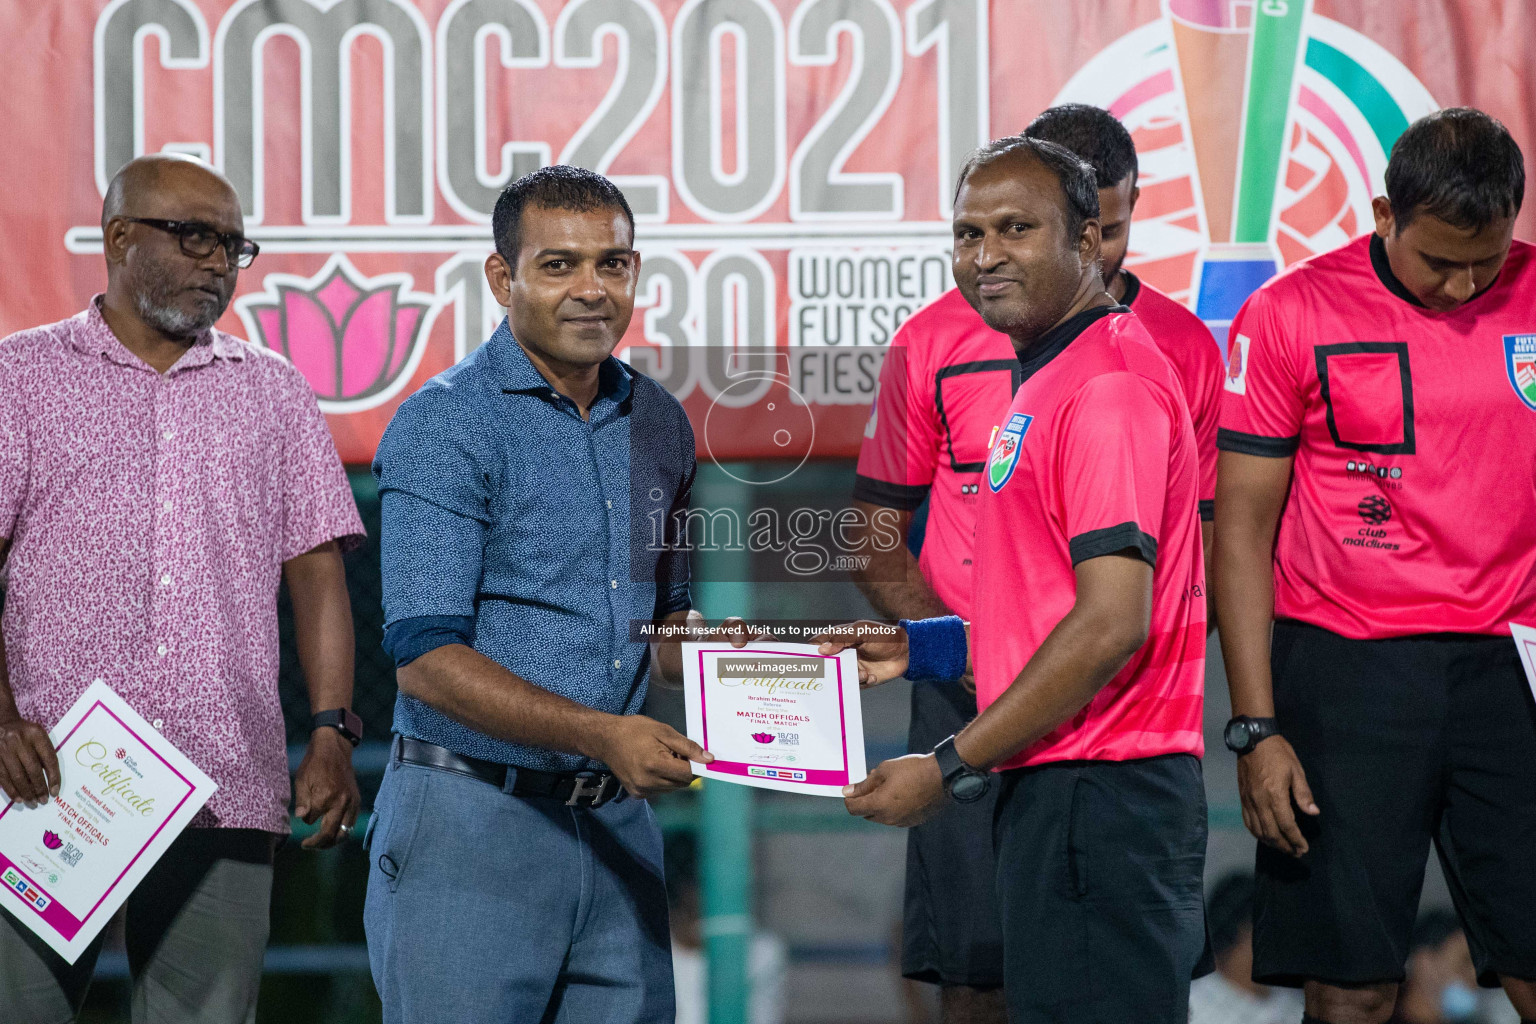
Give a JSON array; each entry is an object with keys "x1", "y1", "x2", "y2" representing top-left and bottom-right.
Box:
[
  {"x1": 1512, "y1": 622, "x2": 1536, "y2": 703},
  {"x1": 0, "y1": 680, "x2": 217, "y2": 963},
  {"x1": 683, "y1": 643, "x2": 866, "y2": 797}
]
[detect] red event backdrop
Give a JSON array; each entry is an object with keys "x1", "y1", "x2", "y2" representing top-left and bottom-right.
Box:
[{"x1": 2, "y1": 0, "x2": 1533, "y2": 464}]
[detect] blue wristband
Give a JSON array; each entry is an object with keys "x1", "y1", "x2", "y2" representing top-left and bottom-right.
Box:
[{"x1": 899, "y1": 615, "x2": 967, "y2": 682}]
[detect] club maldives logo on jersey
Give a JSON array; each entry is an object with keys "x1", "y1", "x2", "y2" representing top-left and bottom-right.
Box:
[
  {"x1": 987, "y1": 414, "x2": 1033, "y2": 493},
  {"x1": 1504, "y1": 335, "x2": 1536, "y2": 411},
  {"x1": 1342, "y1": 493, "x2": 1400, "y2": 552},
  {"x1": 1051, "y1": 1, "x2": 1437, "y2": 356}
]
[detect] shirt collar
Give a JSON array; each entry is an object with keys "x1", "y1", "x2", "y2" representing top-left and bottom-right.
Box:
[
  {"x1": 1117, "y1": 270, "x2": 1143, "y2": 306},
  {"x1": 1015, "y1": 302, "x2": 1125, "y2": 383},
  {"x1": 1368, "y1": 232, "x2": 1502, "y2": 311},
  {"x1": 70, "y1": 294, "x2": 248, "y2": 370},
  {"x1": 1368, "y1": 233, "x2": 1427, "y2": 307},
  {"x1": 484, "y1": 318, "x2": 634, "y2": 408}
]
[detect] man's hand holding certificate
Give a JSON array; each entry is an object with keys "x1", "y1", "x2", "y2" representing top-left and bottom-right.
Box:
[
  {"x1": 816, "y1": 623, "x2": 951, "y2": 828},
  {"x1": 683, "y1": 641, "x2": 867, "y2": 797},
  {"x1": 0, "y1": 681, "x2": 216, "y2": 963}
]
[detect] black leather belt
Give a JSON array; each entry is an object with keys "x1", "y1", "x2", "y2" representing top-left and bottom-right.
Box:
[{"x1": 395, "y1": 737, "x2": 624, "y2": 808}]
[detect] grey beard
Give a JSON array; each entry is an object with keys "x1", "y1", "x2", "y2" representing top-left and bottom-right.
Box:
[{"x1": 133, "y1": 288, "x2": 221, "y2": 339}]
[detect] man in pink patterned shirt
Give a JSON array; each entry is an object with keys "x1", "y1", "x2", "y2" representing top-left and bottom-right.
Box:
[{"x1": 0, "y1": 155, "x2": 365, "y2": 1023}]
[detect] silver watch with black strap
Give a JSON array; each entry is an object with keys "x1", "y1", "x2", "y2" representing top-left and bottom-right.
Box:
[{"x1": 933, "y1": 734, "x2": 991, "y2": 803}]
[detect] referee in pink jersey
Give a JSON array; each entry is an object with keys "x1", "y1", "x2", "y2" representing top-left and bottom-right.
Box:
[
  {"x1": 832, "y1": 137, "x2": 1210, "y2": 1024},
  {"x1": 850, "y1": 106, "x2": 1221, "y2": 1024}
]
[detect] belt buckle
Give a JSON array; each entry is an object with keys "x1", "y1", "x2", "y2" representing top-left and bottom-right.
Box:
[{"x1": 566, "y1": 772, "x2": 619, "y2": 808}]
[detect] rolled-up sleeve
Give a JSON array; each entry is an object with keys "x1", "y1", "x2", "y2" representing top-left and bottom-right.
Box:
[{"x1": 373, "y1": 385, "x2": 495, "y2": 627}]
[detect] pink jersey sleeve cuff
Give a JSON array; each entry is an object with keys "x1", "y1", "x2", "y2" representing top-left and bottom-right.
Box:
[
  {"x1": 1216, "y1": 427, "x2": 1300, "y2": 458},
  {"x1": 1068, "y1": 522, "x2": 1158, "y2": 568},
  {"x1": 852, "y1": 474, "x2": 931, "y2": 510}
]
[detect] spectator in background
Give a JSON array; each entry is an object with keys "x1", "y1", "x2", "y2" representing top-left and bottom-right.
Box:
[
  {"x1": 1390, "y1": 912, "x2": 1482, "y2": 1024},
  {"x1": 665, "y1": 832, "x2": 787, "y2": 1024},
  {"x1": 1190, "y1": 873, "x2": 1304, "y2": 1024}
]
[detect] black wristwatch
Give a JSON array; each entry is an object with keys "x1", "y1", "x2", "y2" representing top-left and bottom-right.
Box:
[
  {"x1": 933, "y1": 735, "x2": 991, "y2": 804},
  {"x1": 312, "y1": 708, "x2": 364, "y2": 748},
  {"x1": 1223, "y1": 716, "x2": 1279, "y2": 756}
]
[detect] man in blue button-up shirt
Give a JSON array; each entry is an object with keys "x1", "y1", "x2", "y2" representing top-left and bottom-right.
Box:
[{"x1": 364, "y1": 167, "x2": 712, "y2": 1024}]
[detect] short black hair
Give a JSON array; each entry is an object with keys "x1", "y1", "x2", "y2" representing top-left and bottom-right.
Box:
[
  {"x1": 491, "y1": 164, "x2": 635, "y2": 266},
  {"x1": 1206, "y1": 872, "x2": 1255, "y2": 956},
  {"x1": 955, "y1": 135, "x2": 1101, "y2": 238},
  {"x1": 1022, "y1": 104, "x2": 1139, "y2": 189},
  {"x1": 1386, "y1": 107, "x2": 1525, "y2": 231}
]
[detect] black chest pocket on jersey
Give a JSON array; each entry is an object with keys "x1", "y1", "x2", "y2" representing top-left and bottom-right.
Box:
[
  {"x1": 1314, "y1": 342, "x2": 1416, "y2": 454},
  {"x1": 935, "y1": 361, "x2": 1020, "y2": 472}
]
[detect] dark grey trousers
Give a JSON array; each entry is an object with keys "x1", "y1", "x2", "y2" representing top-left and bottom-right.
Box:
[{"x1": 0, "y1": 830, "x2": 273, "y2": 1024}]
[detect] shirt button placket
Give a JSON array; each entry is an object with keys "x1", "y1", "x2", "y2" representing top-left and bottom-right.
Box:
[
  {"x1": 154, "y1": 376, "x2": 174, "y2": 671},
  {"x1": 156, "y1": 377, "x2": 172, "y2": 520},
  {"x1": 589, "y1": 410, "x2": 628, "y2": 683}
]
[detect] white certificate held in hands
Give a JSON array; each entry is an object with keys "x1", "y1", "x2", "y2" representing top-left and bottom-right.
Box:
[
  {"x1": 683, "y1": 642, "x2": 866, "y2": 797},
  {"x1": 0, "y1": 680, "x2": 217, "y2": 963}
]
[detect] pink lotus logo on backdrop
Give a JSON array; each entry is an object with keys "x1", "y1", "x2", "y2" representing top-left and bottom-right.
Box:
[
  {"x1": 42, "y1": 831, "x2": 61, "y2": 850},
  {"x1": 115, "y1": 747, "x2": 125, "y2": 759},
  {"x1": 235, "y1": 254, "x2": 440, "y2": 413},
  {"x1": 751, "y1": 732, "x2": 776, "y2": 744}
]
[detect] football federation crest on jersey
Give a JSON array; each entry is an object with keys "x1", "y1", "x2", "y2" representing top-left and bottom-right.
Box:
[
  {"x1": 1505, "y1": 334, "x2": 1536, "y2": 411},
  {"x1": 987, "y1": 413, "x2": 1033, "y2": 492}
]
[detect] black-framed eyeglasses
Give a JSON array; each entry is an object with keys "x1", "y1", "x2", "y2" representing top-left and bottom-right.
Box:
[{"x1": 122, "y1": 217, "x2": 260, "y2": 269}]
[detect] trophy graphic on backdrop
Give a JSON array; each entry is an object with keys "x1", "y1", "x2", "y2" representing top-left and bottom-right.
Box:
[{"x1": 1168, "y1": 0, "x2": 1312, "y2": 351}]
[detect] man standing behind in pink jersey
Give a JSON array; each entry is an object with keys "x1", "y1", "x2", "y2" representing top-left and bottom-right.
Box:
[
  {"x1": 1024, "y1": 104, "x2": 1224, "y2": 554},
  {"x1": 849, "y1": 105, "x2": 1220, "y2": 1024},
  {"x1": 0, "y1": 154, "x2": 365, "y2": 1024}
]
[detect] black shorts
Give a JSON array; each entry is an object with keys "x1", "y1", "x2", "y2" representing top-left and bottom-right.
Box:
[
  {"x1": 994, "y1": 754, "x2": 1211, "y2": 1024},
  {"x1": 900, "y1": 680, "x2": 1005, "y2": 988},
  {"x1": 1254, "y1": 621, "x2": 1536, "y2": 987}
]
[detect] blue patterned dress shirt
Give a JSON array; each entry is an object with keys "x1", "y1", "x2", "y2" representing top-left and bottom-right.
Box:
[{"x1": 373, "y1": 320, "x2": 695, "y2": 770}]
